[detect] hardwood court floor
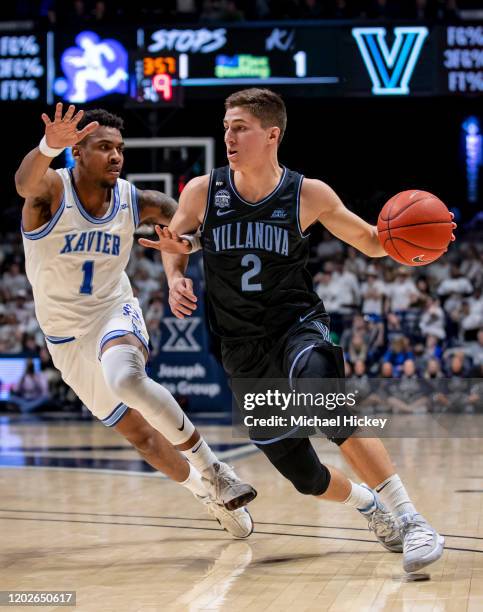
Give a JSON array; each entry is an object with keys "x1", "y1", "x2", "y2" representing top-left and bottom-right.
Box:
[{"x1": 1, "y1": 416, "x2": 483, "y2": 611}]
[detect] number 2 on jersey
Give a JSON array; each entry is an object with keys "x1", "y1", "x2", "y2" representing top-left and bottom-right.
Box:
[
  {"x1": 241, "y1": 254, "x2": 262, "y2": 292},
  {"x1": 79, "y1": 260, "x2": 94, "y2": 295}
]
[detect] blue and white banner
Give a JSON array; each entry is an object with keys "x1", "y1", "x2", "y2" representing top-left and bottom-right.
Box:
[{"x1": 151, "y1": 256, "x2": 231, "y2": 413}]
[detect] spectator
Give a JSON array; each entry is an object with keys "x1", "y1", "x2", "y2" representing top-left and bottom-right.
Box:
[
  {"x1": 340, "y1": 314, "x2": 368, "y2": 352},
  {"x1": 133, "y1": 268, "x2": 161, "y2": 310},
  {"x1": 422, "y1": 333, "x2": 443, "y2": 362},
  {"x1": 330, "y1": 259, "x2": 360, "y2": 314},
  {"x1": 466, "y1": 329, "x2": 483, "y2": 373},
  {"x1": 200, "y1": 0, "x2": 227, "y2": 20},
  {"x1": 415, "y1": 276, "x2": 431, "y2": 305},
  {"x1": 419, "y1": 297, "x2": 446, "y2": 340},
  {"x1": 424, "y1": 357, "x2": 443, "y2": 379},
  {"x1": 344, "y1": 246, "x2": 367, "y2": 278},
  {"x1": 383, "y1": 335, "x2": 414, "y2": 376},
  {"x1": 387, "y1": 359, "x2": 430, "y2": 414},
  {"x1": 92, "y1": 0, "x2": 110, "y2": 24},
  {"x1": 368, "y1": 361, "x2": 395, "y2": 413},
  {"x1": 361, "y1": 266, "x2": 386, "y2": 317},
  {"x1": 460, "y1": 289, "x2": 483, "y2": 341},
  {"x1": 460, "y1": 244, "x2": 482, "y2": 286},
  {"x1": 437, "y1": 353, "x2": 472, "y2": 412},
  {"x1": 386, "y1": 267, "x2": 419, "y2": 314},
  {"x1": 344, "y1": 361, "x2": 353, "y2": 377},
  {"x1": 175, "y1": 0, "x2": 199, "y2": 21},
  {"x1": 21, "y1": 333, "x2": 39, "y2": 356},
  {"x1": 350, "y1": 359, "x2": 380, "y2": 413},
  {"x1": 314, "y1": 268, "x2": 340, "y2": 312},
  {"x1": 39, "y1": 345, "x2": 63, "y2": 395},
  {"x1": 1, "y1": 263, "x2": 29, "y2": 299},
  {"x1": 10, "y1": 359, "x2": 50, "y2": 414},
  {"x1": 347, "y1": 332, "x2": 368, "y2": 365},
  {"x1": 315, "y1": 229, "x2": 344, "y2": 261},
  {"x1": 438, "y1": 263, "x2": 473, "y2": 309},
  {"x1": 380, "y1": 361, "x2": 393, "y2": 378}
]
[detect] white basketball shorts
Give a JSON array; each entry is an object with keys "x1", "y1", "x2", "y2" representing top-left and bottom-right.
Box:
[{"x1": 45, "y1": 298, "x2": 149, "y2": 426}]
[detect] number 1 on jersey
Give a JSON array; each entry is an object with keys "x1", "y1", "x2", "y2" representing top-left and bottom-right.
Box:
[
  {"x1": 80, "y1": 260, "x2": 94, "y2": 295},
  {"x1": 241, "y1": 254, "x2": 262, "y2": 292}
]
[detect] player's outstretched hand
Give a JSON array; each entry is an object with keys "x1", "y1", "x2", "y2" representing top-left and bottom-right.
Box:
[
  {"x1": 138, "y1": 226, "x2": 191, "y2": 255},
  {"x1": 169, "y1": 277, "x2": 198, "y2": 319},
  {"x1": 41, "y1": 102, "x2": 99, "y2": 148}
]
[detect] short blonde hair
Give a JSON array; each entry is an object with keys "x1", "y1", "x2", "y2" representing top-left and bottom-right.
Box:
[{"x1": 224, "y1": 88, "x2": 287, "y2": 144}]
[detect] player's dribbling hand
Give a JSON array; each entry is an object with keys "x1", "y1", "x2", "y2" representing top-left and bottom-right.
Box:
[
  {"x1": 169, "y1": 277, "x2": 197, "y2": 319},
  {"x1": 41, "y1": 102, "x2": 99, "y2": 148},
  {"x1": 138, "y1": 226, "x2": 191, "y2": 255}
]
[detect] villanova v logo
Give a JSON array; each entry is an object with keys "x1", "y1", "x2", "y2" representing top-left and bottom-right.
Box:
[{"x1": 352, "y1": 27, "x2": 428, "y2": 95}]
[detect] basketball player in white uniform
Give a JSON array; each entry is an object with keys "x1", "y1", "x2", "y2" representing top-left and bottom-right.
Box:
[{"x1": 14, "y1": 103, "x2": 256, "y2": 538}]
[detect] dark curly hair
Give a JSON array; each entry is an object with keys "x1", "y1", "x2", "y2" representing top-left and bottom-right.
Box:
[{"x1": 77, "y1": 108, "x2": 124, "y2": 133}]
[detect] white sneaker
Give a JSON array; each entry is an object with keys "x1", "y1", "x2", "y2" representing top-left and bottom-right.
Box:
[
  {"x1": 359, "y1": 484, "x2": 403, "y2": 553},
  {"x1": 203, "y1": 462, "x2": 257, "y2": 510},
  {"x1": 399, "y1": 513, "x2": 445, "y2": 573},
  {"x1": 197, "y1": 495, "x2": 254, "y2": 539}
]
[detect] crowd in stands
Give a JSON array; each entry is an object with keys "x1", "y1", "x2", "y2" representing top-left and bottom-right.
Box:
[
  {"x1": 312, "y1": 229, "x2": 483, "y2": 413},
  {"x1": 7, "y1": 0, "x2": 472, "y2": 28},
  {"x1": 0, "y1": 224, "x2": 481, "y2": 414}
]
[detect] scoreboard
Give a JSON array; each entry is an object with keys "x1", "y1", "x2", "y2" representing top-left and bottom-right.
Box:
[
  {"x1": 0, "y1": 23, "x2": 481, "y2": 105},
  {"x1": 0, "y1": 33, "x2": 50, "y2": 102}
]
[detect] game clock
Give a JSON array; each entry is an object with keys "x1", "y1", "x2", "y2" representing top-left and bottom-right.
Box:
[{"x1": 128, "y1": 52, "x2": 183, "y2": 107}]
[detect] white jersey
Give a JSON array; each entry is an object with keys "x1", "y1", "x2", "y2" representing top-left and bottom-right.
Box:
[{"x1": 22, "y1": 168, "x2": 141, "y2": 339}]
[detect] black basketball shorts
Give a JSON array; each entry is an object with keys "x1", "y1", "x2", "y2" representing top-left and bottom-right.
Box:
[{"x1": 221, "y1": 306, "x2": 357, "y2": 452}]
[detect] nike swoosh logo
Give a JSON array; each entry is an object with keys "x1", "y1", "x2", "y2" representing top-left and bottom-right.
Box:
[
  {"x1": 191, "y1": 440, "x2": 203, "y2": 453},
  {"x1": 66, "y1": 205, "x2": 73, "y2": 208},
  {"x1": 177, "y1": 415, "x2": 185, "y2": 432},
  {"x1": 412, "y1": 255, "x2": 426, "y2": 263},
  {"x1": 375, "y1": 481, "x2": 391, "y2": 493},
  {"x1": 299, "y1": 310, "x2": 315, "y2": 323},
  {"x1": 216, "y1": 209, "x2": 235, "y2": 216}
]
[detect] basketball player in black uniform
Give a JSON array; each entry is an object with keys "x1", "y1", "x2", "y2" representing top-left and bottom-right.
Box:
[{"x1": 142, "y1": 88, "x2": 444, "y2": 573}]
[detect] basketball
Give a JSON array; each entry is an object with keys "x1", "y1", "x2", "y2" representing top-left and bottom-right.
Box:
[{"x1": 377, "y1": 190, "x2": 455, "y2": 266}]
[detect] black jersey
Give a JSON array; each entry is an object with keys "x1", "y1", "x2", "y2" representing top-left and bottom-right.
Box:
[{"x1": 200, "y1": 165, "x2": 325, "y2": 340}]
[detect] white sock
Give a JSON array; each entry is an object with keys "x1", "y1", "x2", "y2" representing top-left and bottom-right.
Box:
[
  {"x1": 375, "y1": 474, "x2": 416, "y2": 517},
  {"x1": 343, "y1": 481, "x2": 376, "y2": 514},
  {"x1": 179, "y1": 463, "x2": 209, "y2": 498},
  {"x1": 181, "y1": 439, "x2": 218, "y2": 474}
]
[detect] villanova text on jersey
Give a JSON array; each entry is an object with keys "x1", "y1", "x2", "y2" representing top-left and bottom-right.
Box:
[
  {"x1": 212, "y1": 222, "x2": 289, "y2": 256},
  {"x1": 201, "y1": 166, "x2": 322, "y2": 341}
]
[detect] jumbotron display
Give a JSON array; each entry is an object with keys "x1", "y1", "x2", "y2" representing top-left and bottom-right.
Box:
[{"x1": 0, "y1": 23, "x2": 481, "y2": 105}]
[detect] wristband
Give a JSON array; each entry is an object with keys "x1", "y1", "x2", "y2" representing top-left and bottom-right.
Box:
[
  {"x1": 180, "y1": 233, "x2": 202, "y2": 253},
  {"x1": 38, "y1": 135, "x2": 65, "y2": 158}
]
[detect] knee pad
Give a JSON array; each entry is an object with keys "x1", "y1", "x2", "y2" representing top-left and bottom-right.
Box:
[
  {"x1": 101, "y1": 344, "x2": 195, "y2": 445},
  {"x1": 292, "y1": 345, "x2": 358, "y2": 446},
  {"x1": 256, "y1": 438, "x2": 331, "y2": 496},
  {"x1": 101, "y1": 344, "x2": 147, "y2": 402}
]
